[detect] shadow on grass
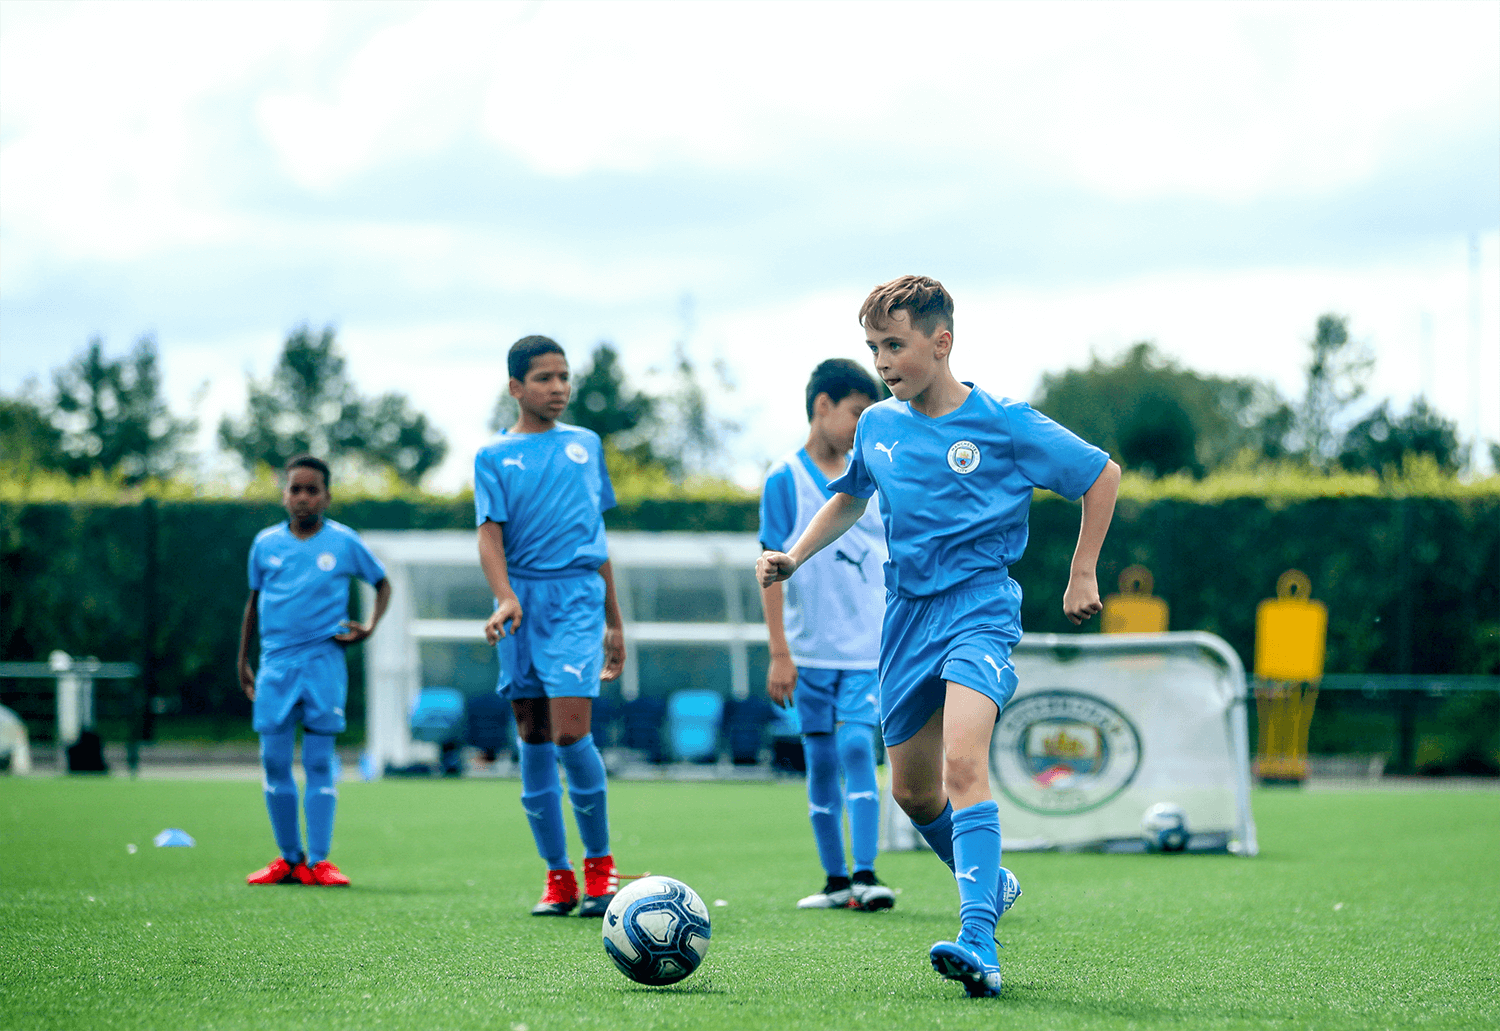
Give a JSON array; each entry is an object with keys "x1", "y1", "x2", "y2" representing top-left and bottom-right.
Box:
[{"x1": 617, "y1": 977, "x2": 725, "y2": 996}]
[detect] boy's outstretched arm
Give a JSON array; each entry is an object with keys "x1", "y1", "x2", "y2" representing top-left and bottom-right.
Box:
[
  {"x1": 599, "y1": 559, "x2": 625, "y2": 682},
  {"x1": 756, "y1": 492, "x2": 868, "y2": 588},
  {"x1": 237, "y1": 590, "x2": 259, "y2": 700},
  {"x1": 478, "y1": 520, "x2": 522, "y2": 644},
  {"x1": 1064, "y1": 459, "x2": 1122, "y2": 625},
  {"x1": 336, "y1": 578, "x2": 391, "y2": 644}
]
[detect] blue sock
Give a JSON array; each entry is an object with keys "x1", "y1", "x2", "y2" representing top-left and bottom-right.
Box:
[
  {"x1": 558, "y1": 734, "x2": 610, "y2": 859},
  {"x1": 952, "y1": 800, "x2": 1001, "y2": 955},
  {"x1": 802, "y1": 732, "x2": 847, "y2": 878},
  {"x1": 302, "y1": 732, "x2": 339, "y2": 865},
  {"x1": 518, "y1": 739, "x2": 569, "y2": 870},
  {"x1": 259, "y1": 731, "x2": 303, "y2": 863},
  {"x1": 837, "y1": 723, "x2": 880, "y2": 873},
  {"x1": 913, "y1": 800, "x2": 956, "y2": 871}
]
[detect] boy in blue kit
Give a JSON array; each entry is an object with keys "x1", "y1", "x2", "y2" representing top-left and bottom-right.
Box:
[
  {"x1": 760, "y1": 359, "x2": 896, "y2": 913},
  {"x1": 758, "y1": 276, "x2": 1121, "y2": 998},
  {"x1": 476, "y1": 335, "x2": 627, "y2": 918},
  {"x1": 240, "y1": 455, "x2": 391, "y2": 887}
]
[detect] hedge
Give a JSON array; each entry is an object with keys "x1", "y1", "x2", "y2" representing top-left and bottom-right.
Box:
[{"x1": 2, "y1": 478, "x2": 1497, "y2": 751}]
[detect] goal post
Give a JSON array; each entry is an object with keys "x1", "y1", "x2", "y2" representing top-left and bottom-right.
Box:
[{"x1": 882, "y1": 631, "x2": 1257, "y2": 856}]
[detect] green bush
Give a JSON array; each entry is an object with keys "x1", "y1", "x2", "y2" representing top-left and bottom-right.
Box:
[{"x1": 2, "y1": 468, "x2": 1496, "y2": 745}]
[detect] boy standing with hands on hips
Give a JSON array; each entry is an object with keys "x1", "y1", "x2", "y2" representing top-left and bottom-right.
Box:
[
  {"x1": 758, "y1": 276, "x2": 1120, "y2": 998},
  {"x1": 241, "y1": 454, "x2": 390, "y2": 887}
]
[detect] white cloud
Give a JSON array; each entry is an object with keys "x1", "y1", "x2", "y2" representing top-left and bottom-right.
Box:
[{"x1": 2, "y1": 0, "x2": 1495, "y2": 485}]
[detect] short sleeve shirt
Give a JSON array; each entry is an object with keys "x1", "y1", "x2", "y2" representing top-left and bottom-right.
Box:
[
  {"x1": 249, "y1": 518, "x2": 388, "y2": 652},
  {"x1": 829, "y1": 385, "x2": 1108, "y2": 598},
  {"x1": 473, "y1": 423, "x2": 615, "y2": 577}
]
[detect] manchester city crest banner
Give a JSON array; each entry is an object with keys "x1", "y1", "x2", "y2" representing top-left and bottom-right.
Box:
[{"x1": 882, "y1": 631, "x2": 1258, "y2": 856}]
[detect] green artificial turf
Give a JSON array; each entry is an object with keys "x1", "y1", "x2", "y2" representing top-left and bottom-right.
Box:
[{"x1": 2, "y1": 777, "x2": 1496, "y2": 1030}]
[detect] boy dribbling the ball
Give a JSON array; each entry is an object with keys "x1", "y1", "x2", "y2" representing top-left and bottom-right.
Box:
[
  {"x1": 476, "y1": 335, "x2": 626, "y2": 918},
  {"x1": 240, "y1": 455, "x2": 391, "y2": 887},
  {"x1": 759, "y1": 358, "x2": 896, "y2": 912},
  {"x1": 758, "y1": 276, "x2": 1120, "y2": 998}
]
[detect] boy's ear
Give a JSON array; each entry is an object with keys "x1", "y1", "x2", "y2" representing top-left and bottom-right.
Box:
[
  {"x1": 812, "y1": 391, "x2": 833, "y2": 419},
  {"x1": 508, "y1": 377, "x2": 524, "y2": 399},
  {"x1": 932, "y1": 328, "x2": 953, "y2": 360}
]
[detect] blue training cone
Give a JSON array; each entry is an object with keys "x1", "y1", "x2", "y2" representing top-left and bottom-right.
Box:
[{"x1": 153, "y1": 828, "x2": 195, "y2": 847}]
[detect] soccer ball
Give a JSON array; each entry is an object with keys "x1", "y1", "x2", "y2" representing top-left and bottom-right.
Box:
[
  {"x1": 1141, "y1": 802, "x2": 1189, "y2": 852},
  {"x1": 602, "y1": 876, "x2": 711, "y2": 986}
]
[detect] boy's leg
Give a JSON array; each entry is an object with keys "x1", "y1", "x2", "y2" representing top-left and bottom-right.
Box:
[
  {"x1": 833, "y1": 670, "x2": 882, "y2": 879},
  {"x1": 930, "y1": 683, "x2": 1003, "y2": 996},
  {"x1": 553, "y1": 698, "x2": 612, "y2": 870},
  {"x1": 514, "y1": 697, "x2": 574, "y2": 914},
  {"x1": 296, "y1": 642, "x2": 350, "y2": 884},
  {"x1": 792, "y1": 669, "x2": 851, "y2": 908},
  {"x1": 837, "y1": 724, "x2": 880, "y2": 871},
  {"x1": 838, "y1": 719, "x2": 894, "y2": 911},
  {"x1": 802, "y1": 731, "x2": 848, "y2": 880},
  {"x1": 516, "y1": 700, "x2": 570, "y2": 868},
  {"x1": 258, "y1": 728, "x2": 303, "y2": 864},
  {"x1": 554, "y1": 699, "x2": 616, "y2": 918},
  {"x1": 301, "y1": 731, "x2": 339, "y2": 866}
]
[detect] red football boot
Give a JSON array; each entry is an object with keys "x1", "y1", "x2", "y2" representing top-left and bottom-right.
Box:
[
  {"x1": 306, "y1": 860, "x2": 350, "y2": 886},
  {"x1": 246, "y1": 857, "x2": 306, "y2": 885},
  {"x1": 531, "y1": 868, "x2": 579, "y2": 916},
  {"x1": 579, "y1": 855, "x2": 619, "y2": 917}
]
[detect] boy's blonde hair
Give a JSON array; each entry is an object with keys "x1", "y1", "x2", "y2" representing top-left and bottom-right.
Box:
[{"x1": 859, "y1": 275, "x2": 954, "y2": 336}]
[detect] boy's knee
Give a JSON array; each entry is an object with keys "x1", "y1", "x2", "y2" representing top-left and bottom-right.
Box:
[
  {"x1": 262, "y1": 754, "x2": 293, "y2": 781},
  {"x1": 519, "y1": 728, "x2": 552, "y2": 746},
  {"x1": 942, "y1": 755, "x2": 986, "y2": 797},
  {"x1": 836, "y1": 725, "x2": 875, "y2": 763},
  {"x1": 892, "y1": 781, "x2": 944, "y2": 822},
  {"x1": 553, "y1": 730, "x2": 585, "y2": 747}
]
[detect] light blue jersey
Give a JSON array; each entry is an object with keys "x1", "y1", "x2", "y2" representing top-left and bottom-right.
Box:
[
  {"x1": 248, "y1": 519, "x2": 388, "y2": 654},
  {"x1": 760, "y1": 448, "x2": 886, "y2": 669},
  {"x1": 474, "y1": 423, "x2": 615, "y2": 577},
  {"x1": 829, "y1": 386, "x2": 1108, "y2": 598}
]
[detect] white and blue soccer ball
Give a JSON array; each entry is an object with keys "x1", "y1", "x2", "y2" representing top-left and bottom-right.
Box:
[
  {"x1": 1141, "y1": 802, "x2": 1189, "y2": 853},
  {"x1": 602, "y1": 875, "x2": 711, "y2": 986}
]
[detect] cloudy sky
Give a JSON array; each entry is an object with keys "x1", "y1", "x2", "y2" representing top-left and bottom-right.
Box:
[{"x1": 2, "y1": 0, "x2": 1497, "y2": 487}]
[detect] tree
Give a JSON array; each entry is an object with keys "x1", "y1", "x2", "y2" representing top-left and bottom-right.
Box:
[
  {"x1": 652, "y1": 343, "x2": 740, "y2": 478},
  {"x1": 342, "y1": 393, "x2": 449, "y2": 485},
  {"x1": 219, "y1": 324, "x2": 447, "y2": 485},
  {"x1": 0, "y1": 385, "x2": 69, "y2": 473},
  {"x1": 1032, "y1": 342, "x2": 1289, "y2": 477},
  {"x1": 1293, "y1": 314, "x2": 1373, "y2": 469},
  {"x1": 50, "y1": 336, "x2": 196, "y2": 482},
  {"x1": 564, "y1": 344, "x2": 657, "y2": 458},
  {"x1": 1338, "y1": 398, "x2": 1466, "y2": 476}
]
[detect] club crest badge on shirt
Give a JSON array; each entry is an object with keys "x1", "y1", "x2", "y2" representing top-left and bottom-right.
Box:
[
  {"x1": 565, "y1": 442, "x2": 589, "y2": 464},
  {"x1": 317, "y1": 553, "x2": 337, "y2": 571},
  {"x1": 947, "y1": 440, "x2": 982, "y2": 474}
]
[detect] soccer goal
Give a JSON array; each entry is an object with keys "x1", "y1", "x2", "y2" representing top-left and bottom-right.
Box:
[{"x1": 881, "y1": 631, "x2": 1258, "y2": 856}]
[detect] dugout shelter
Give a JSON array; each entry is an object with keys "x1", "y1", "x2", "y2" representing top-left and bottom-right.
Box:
[{"x1": 361, "y1": 531, "x2": 769, "y2": 773}]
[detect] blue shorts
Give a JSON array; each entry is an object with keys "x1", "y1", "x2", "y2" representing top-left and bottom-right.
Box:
[
  {"x1": 254, "y1": 640, "x2": 347, "y2": 735},
  {"x1": 794, "y1": 668, "x2": 880, "y2": 736},
  {"x1": 878, "y1": 572, "x2": 1022, "y2": 747},
  {"x1": 497, "y1": 573, "x2": 605, "y2": 701}
]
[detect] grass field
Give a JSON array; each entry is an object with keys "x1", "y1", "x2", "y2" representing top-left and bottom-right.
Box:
[{"x1": 2, "y1": 777, "x2": 1497, "y2": 1031}]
